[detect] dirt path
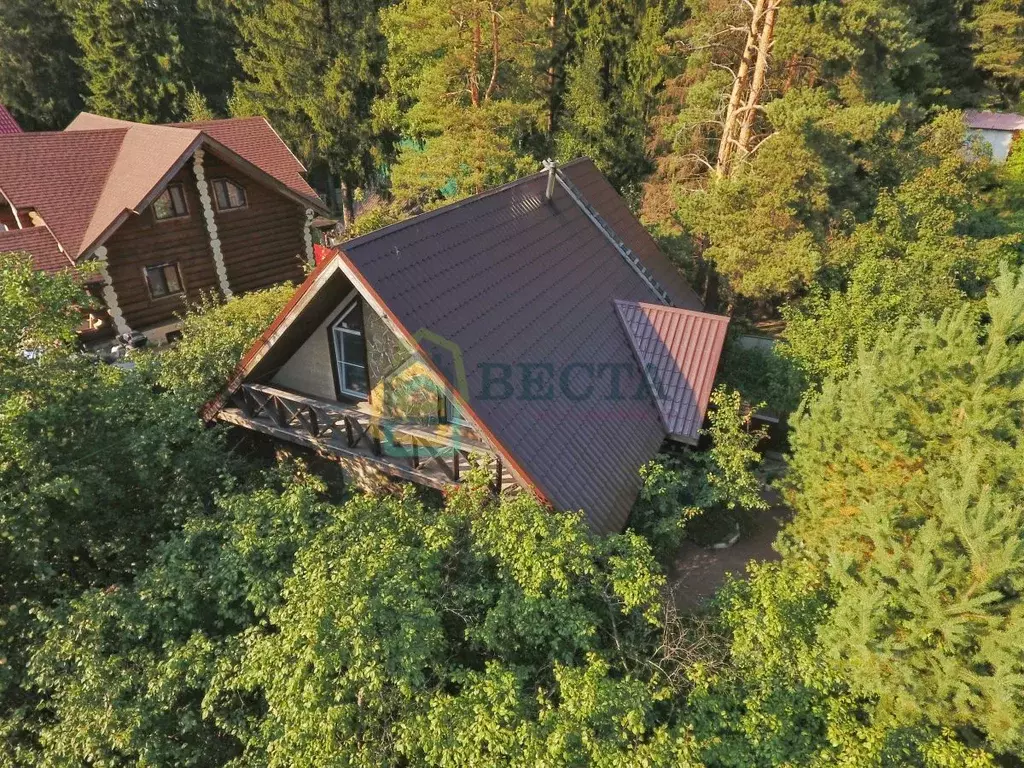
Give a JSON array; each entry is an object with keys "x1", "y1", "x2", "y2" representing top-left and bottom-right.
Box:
[{"x1": 667, "y1": 503, "x2": 790, "y2": 611}]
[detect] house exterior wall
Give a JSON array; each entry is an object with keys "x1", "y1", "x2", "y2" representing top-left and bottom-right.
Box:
[
  {"x1": 970, "y1": 128, "x2": 1016, "y2": 163},
  {"x1": 103, "y1": 161, "x2": 217, "y2": 332},
  {"x1": 269, "y1": 294, "x2": 485, "y2": 443},
  {"x1": 102, "y1": 152, "x2": 311, "y2": 336},
  {"x1": 270, "y1": 307, "x2": 338, "y2": 400},
  {"x1": 202, "y1": 152, "x2": 309, "y2": 294}
]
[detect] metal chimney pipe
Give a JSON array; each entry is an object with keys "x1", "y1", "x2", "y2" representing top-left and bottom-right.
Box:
[{"x1": 543, "y1": 158, "x2": 557, "y2": 202}]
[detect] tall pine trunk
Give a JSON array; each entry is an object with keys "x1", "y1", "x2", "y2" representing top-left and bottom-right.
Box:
[
  {"x1": 737, "y1": 0, "x2": 779, "y2": 155},
  {"x1": 715, "y1": 0, "x2": 765, "y2": 177}
]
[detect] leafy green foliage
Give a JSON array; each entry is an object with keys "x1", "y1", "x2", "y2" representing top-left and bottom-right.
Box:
[
  {"x1": 378, "y1": 0, "x2": 549, "y2": 206},
  {"x1": 633, "y1": 387, "x2": 768, "y2": 559},
  {"x1": 0, "y1": 253, "x2": 233, "y2": 763},
  {"x1": 716, "y1": 334, "x2": 804, "y2": 414},
  {"x1": 27, "y1": 471, "x2": 692, "y2": 765},
  {"x1": 155, "y1": 285, "x2": 292, "y2": 407}
]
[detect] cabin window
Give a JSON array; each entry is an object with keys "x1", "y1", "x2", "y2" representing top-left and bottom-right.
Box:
[
  {"x1": 144, "y1": 262, "x2": 184, "y2": 299},
  {"x1": 445, "y1": 396, "x2": 471, "y2": 427},
  {"x1": 212, "y1": 179, "x2": 247, "y2": 211},
  {"x1": 331, "y1": 298, "x2": 369, "y2": 398},
  {"x1": 153, "y1": 183, "x2": 189, "y2": 220}
]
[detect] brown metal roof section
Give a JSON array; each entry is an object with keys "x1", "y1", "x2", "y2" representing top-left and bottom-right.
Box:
[
  {"x1": 615, "y1": 300, "x2": 729, "y2": 444},
  {"x1": 337, "y1": 159, "x2": 684, "y2": 533},
  {"x1": 207, "y1": 162, "x2": 713, "y2": 533}
]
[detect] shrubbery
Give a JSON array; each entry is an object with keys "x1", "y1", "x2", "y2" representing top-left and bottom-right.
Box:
[{"x1": 155, "y1": 285, "x2": 293, "y2": 406}]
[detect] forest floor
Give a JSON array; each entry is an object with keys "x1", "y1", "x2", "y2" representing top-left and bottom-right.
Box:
[{"x1": 667, "y1": 454, "x2": 791, "y2": 611}]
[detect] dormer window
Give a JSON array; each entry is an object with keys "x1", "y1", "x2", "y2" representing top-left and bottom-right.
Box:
[
  {"x1": 153, "y1": 183, "x2": 189, "y2": 220},
  {"x1": 331, "y1": 297, "x2": 368, "y2": 399},
  {"x1": 212, "y1": 179, "x2": 247, "y2": 211}
]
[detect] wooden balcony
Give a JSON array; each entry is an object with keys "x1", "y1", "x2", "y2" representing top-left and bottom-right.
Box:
[{"x1": 217, "y1": 383, "x2": 513, "y2": 492}]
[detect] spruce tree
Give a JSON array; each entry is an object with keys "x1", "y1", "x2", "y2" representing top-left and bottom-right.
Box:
[
  {"x1": 0, "y1": 0, "x2": 83, "y2": 130},
  {"x1": 232, "y1": 0, "x2": 389, "y2": 222},
  {"x1": 784, "y1": 265, "x2": 1024, "y2": 750}
]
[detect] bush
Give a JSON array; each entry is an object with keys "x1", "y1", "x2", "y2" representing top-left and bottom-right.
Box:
[
  {"x1": 155, "y1": 285, "x2": 293, "y2": 407},
  {"x1": 632, "y1": 387, "x2": 768, "y2": 560}
]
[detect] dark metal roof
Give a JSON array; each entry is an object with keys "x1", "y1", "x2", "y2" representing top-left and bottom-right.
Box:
[
  {"x1": 965, "y1": 110, "x2": 1024, "y2": 131},
  {"x1": 338, "y1": 159, "x2": 703, "y2": 532},
  {"x1": 615, "y1": 300, "x2": 729, "y2": 443}
]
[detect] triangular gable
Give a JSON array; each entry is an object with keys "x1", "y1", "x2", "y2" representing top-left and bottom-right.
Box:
[
  {"x1": 614, "y1": 300, "x2": 729, "y2": 444},
  {"x1": 203, "y1": 246, "x2": 531, "y2": 496}
]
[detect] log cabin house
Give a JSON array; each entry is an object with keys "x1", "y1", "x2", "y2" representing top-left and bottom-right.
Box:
[
  {"x1": 205, "y1": 159, "x2": 730, "y2": 533},
  {"x1": 0, "y1": 112, "x2": 329, "y2": 344}
]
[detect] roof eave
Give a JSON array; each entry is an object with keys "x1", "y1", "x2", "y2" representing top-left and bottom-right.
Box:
[{"x1": 198, "y1": 134, "x2": 330, "y2": 216}]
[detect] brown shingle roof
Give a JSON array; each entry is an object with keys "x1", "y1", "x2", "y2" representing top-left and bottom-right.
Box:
[
  {"x1": 0, "y1": 112, "x2": 326, "y2": 264},
  {"x1": 174, "y1": 117, "x2": 319, "y2": 202},
  {"x1": 0, "y1": 226, "x2": 72, "y2": 273},
  {"x1": 0, "y1": 128, "x2": 128, "y2": 257},
  {"x1": 0, "y1": 104, "x2": 21, "y2": 135},
  {"x1": 615, "y1": 301, "x2": 729, "y2": 443}
]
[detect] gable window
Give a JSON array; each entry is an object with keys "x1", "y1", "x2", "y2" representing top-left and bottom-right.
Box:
[
  {"x1": 212, "y1": 179, "x2": 247, "y2": 211},
  {"x1": 331, "y1": 297, "x2": 368, "y2": 398},
  {"x1": 144, "y1": 262, "x2": 184, "y2": 299},
  {"x1": 153, "y1": 183, "x2": 189, "y2": 220},
  {"x1": 445, "y1": 396, "x2": 470, "y2": 427}
]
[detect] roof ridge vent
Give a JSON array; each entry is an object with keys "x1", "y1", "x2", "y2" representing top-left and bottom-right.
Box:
[{"x1": 552, "y1": 167, "x2": 672, "y2": 305}]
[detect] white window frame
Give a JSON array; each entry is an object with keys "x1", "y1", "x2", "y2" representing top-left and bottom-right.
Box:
[
  {"x1": 211, "y1": 178, "x2": 248, "y2": 212},
  {"x1": 331, "y1": 291, "x2": 368, "y2": 399},
  {"x1": 445, "y1": 396, "x2": 471, "y2": 427}
]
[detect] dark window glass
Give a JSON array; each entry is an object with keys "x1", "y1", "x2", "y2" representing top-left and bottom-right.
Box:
[
  {"x1": 213, "y1": 179, "x2": 247, "y2": 210},
  {"x1": 144, "y1": 262, "x2": 184, "y2": 299},
  {"x1": 153, "y1": 184, "x2": 188, "y2": 220},
  {"x1": 446, "y1": 397, "x2": 470, "y2": 426}
]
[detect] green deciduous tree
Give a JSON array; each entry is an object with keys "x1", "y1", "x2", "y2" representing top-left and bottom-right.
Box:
[
  {"x1": 155, "y1": 284, "x2": 293, "y2": 407},
  {"x1": 0, "y1": 252, "x2": 233, "y2": 762}
]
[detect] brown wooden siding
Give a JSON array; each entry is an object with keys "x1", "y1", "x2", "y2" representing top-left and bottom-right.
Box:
[
  {"x1": 104, "y1": 161, "x2": 216, "y2": 331},
  {"x1": 202, "y1": 152, "x2": 308, "y2": 295},
  {"x1": 104, "y1": 151, "x2": 311, "y2": 332}
]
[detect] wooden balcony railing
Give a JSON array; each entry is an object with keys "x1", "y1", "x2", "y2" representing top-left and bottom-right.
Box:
[{"x1": 218, "y1": 383, "x2": 510, "y2": 492}]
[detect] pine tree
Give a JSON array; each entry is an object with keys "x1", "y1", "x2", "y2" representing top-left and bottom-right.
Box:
[
  {"x1": 970, "y1": 0, "x2": 1024, "y2": 107},
  {"x1": 0, "y1": 0, "x2": 83, "y2": 130},
  {"x1": 379, "y1": 0, "x2": 549, "y2": 206},
  {"x1": 232, "y1": 0, "x2": 390, "y2": 222},
  {"x1": 784, "y1": 265, "x2": 1024, "y2": 750}
]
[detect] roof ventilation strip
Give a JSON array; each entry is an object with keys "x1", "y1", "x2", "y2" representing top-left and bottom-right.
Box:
[{"x1": 551, "y1": 166, "x2": 672, "y2": 305}]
